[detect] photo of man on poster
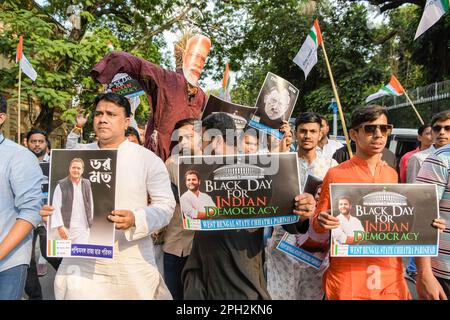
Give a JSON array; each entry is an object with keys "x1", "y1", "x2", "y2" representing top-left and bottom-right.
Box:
[
  {"x1": 250, "y1": 73, "x2": 299, "y2": 138},
  {"x1": 50, "y1": 158, "x2": 94, "y2": 244},
  {"x1": 331, "y1": 196, "x2": 364, "y2": 245},
  {"x1": 263, "y1": 86, "x2": 291, "y2": 121},
  {"x1": 180, "y1": 170, "x2": 215, "y2": 220}
]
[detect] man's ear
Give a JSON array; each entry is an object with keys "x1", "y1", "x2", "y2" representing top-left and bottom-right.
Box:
[
  {"x1": 0, "y1": 113, "x2": 7, "y2": 126},
  {"x1": 318, "y1": 130, "x2": 323, "y2": 141},
  {"x1": 124, "y1": 117, "x2": 131, "y2": 130},
  {"x1": 349, "y1": 128, "x2": 357, "y2": 142}
]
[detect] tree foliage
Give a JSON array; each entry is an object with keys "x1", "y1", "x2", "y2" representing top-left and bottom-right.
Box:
[
  {"x1": 0, "y1": 0, "x2": 204, "y2": 134},
  {"x1": 1, "y1": 0, "x2": 448, "y2": 135},
  {"x1": 198, "y1": 0, "x2": 449, "y2": 122}
]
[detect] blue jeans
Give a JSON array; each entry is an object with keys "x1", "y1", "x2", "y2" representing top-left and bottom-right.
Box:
[
  {"x1": 163, "y1": 252, "x2": 188, "y2": 300},
  {"x1": 0, "y1": 264, "x2": 28, "y2": 300},
  {"x1": 406, "y1": 257, "x2": 417, "y2": 274}
]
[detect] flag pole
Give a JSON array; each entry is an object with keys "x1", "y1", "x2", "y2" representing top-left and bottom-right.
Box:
[
  {"x1": 17, "y1": 67, "x2": 22, "y2": 144},
  {"x1": 403, "y1": 91, "x2": 424, "y2": 125},
  {"x1": 320, "y1": 40, "x2": 353, "y2": 157}
]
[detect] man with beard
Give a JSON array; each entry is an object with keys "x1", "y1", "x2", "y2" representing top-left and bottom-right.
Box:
[
  {"x1": 163, "y1": 118, "x2": 201, "y2": 299},
  {"x1": 317, "y1": 116, "x2": 343, "y2": 159},
  {"x1": 90, "y1": 34, "x2": 211, "y2": 161},
  {"x1": 27, "y1": 129, "x2": 50, "y2": 162}
]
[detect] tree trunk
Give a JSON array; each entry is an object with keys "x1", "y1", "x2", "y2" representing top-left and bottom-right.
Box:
[{"x1": 33, "y1": 104, "x2": 63, "y2": 134}]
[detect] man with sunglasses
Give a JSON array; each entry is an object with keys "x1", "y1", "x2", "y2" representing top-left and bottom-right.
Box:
[
  {"x1": 407, "y1": 111, "x2": 450, "y2": 183},
  {"x1": 310, "y1": 105, "x2": 443, "y2": 300},
  {"x1": 400, "y1": 124, "x2": 432, "y2": 183}
]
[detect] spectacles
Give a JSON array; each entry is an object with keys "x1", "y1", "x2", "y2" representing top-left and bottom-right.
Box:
[
  {"x1": 354, "y1": 124, "x2": 393, "y2": 136},
  {"x1": 432, "y1": 125, "x2": 450, "y2": 133}
]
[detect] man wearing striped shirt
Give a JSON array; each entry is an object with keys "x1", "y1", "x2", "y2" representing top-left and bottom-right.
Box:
[{"x1": 415, "y1": 110, "x2": 450, "y2": 299}]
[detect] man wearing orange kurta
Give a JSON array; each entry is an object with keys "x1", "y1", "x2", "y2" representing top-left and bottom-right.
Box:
[
  {"x1": 311, "y1": 105, "x2": 412, "y2": 300},
  {"x1": 311, "y1": 105, "x2": 446, "y2": 300}
]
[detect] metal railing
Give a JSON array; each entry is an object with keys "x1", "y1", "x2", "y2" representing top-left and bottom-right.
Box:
[{"x1": 381, "y1": 80, "x2": 450, "y2": 110}]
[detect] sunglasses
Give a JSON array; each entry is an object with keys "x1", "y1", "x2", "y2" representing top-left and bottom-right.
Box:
[
  {"x1": 354, "y1": 124, "x2": 393, "y2": 136},
  {"x1": 432, "y1": 125, "x2": 450, "y2": 133}
]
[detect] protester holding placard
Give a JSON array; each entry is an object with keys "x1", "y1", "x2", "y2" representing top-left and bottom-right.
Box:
[
  {"x1": 311, "y1": 105, "x2": 445, "y2": 300},
  {"x1": 182, "y1": 112, "x2": 316, "y2": 300},
  {"x1": 39, "y1": 93, "x2": 175, "y2": 299},
  {"x1": 163, "y1": 118, "x2": 201, "y2": 300},
  {"x1": 267, "y1": 112, "x2": 337, "y2": 300}
]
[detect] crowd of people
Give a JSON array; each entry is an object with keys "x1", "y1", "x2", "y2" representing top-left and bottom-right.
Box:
[{"x1": 0, "y1": 35, "x2": 449, "y2": 300}]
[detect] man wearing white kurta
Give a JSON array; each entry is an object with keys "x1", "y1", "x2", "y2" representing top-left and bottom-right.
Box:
[
  {"x1": 266, "y1": 112, "x2": 337, "y2": 300},
  {"x1": 41, "y1": 93, "x2": 175, "y2": 299}
]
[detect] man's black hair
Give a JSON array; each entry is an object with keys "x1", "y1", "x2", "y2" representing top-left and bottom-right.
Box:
[
  {"x1": 350, "y1": 105, "x2": 388, "y2": 129},
  {"x1": 0, "y1": 95, "x2": 7, "y2": 114},
  {"x1": 202, "y1": 112, "x2": 236, "y2": 146},
  {"x1": 319, "y1": 115, "x2": 328, "y2": 125},
  {"x1": 295, "y1": 112, "x2": 322, "y2": 131},
  {"x1": 431, "y1": 110, "x2": 450, "y2": 127},
  {"x1": 26, "y1": 128, "x2": 48, "y2": 141},
  {"x1": 174, "y1": 118, "x2": 198, "y2": 131},
  {"x1": 125, "y1": 126, "x2": 142, "y2": 145},
  {"x1": 418, "y1": 123, "x2": 431, "y2": 136},
  {"x1": 94, "y1": 92, "x2": 131, "y2": 117},
  {"x1": 46, "y1": 137, "x2": 52, "y2": 151}
]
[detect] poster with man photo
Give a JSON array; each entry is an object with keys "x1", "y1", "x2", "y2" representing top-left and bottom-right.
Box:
[
  {"x1": 47, "y1": 150, "x2": 117, "y2": 259},
  {"x1": 178, "y1": 153, "x2": 301, "y2": 230},
  {"x1": 201, "y1": 95, "x2": 257, "y2": 131},
  {"x1": 330, "y1": 183, "x2": 439, "y2": 257},
  {"x1": 249, "y1": 72, "x2": 299, "y2": 140}
]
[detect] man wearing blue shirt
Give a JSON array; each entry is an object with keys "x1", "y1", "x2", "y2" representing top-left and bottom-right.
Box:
[{"x1": 0, "y1": 96, "x2": 43, "y2": 300}]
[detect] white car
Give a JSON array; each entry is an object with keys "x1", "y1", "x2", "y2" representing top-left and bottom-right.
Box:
[{"x1": 387, "y1": 128, "x2": 418, "y2": 166}]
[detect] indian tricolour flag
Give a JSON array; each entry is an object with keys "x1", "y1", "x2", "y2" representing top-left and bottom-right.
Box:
[
  {"x1": 415, "y1": 0, "x2": 449, "y2": 40},
  {"x1": 219, "y1": 63, "x2": 231, "y2": 102},
  {"x1": 16, "y1": 35, "x2": 37, "y2": 81},
  {"x1": 365, "y1": 75, "x2": 405, "y2": 103},
  {"x1": 293, "y1": 19, "x2": 322, "y2": 79}
]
